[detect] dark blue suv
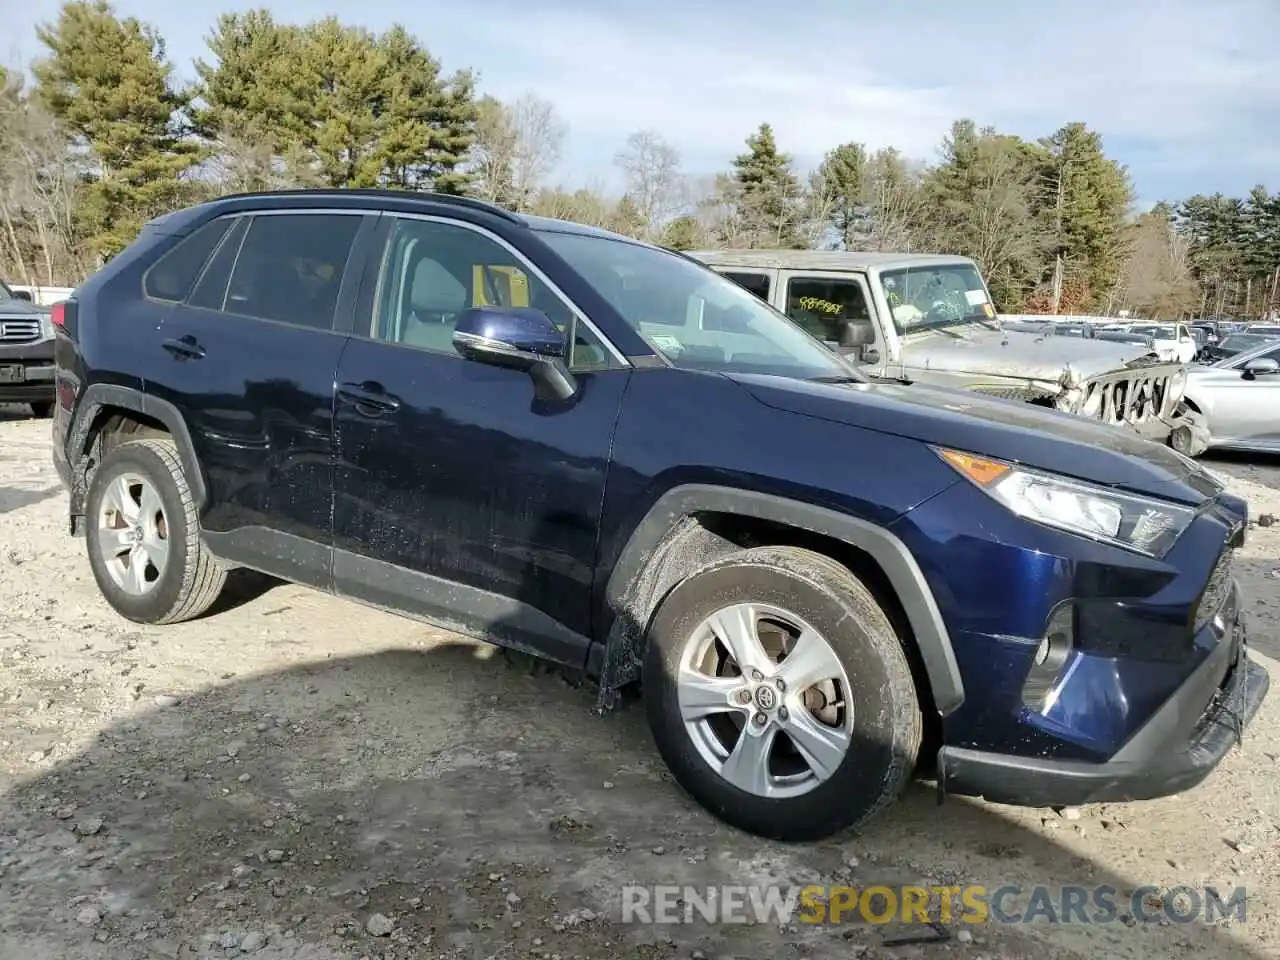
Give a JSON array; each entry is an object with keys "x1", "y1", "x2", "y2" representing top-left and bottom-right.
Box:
[{"x1": 51, "y1": 190, "x2": 1268, "y2": 841}]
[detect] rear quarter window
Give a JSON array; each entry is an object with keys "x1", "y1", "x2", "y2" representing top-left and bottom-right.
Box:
[{"x1": 142, "y1": 219, "x2": 233, "y2": 303}]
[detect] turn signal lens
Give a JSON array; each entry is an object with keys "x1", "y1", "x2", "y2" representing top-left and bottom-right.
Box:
[{"x1": 936, "y1": 448, "x2": 1010, "y2": 486}]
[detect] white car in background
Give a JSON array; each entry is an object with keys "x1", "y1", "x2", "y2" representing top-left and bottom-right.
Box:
[
  {"x1": 1173, "y1": 338, "x2": 1280, "y2": 455},
  {"x1": 1104, "y1": 322, "x2": 1196, "y2": 363}
]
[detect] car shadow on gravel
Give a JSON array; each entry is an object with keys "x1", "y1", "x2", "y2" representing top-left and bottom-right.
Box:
[
  {"x1": 202, "y1": 569, "x2": 289, "y2": 618},
  {"x1": 1, "y1": 644, "x2": 1264, "y2": 960},
  {"x1": 0, "y1": 483, "x2": 63, "y2": 515}
]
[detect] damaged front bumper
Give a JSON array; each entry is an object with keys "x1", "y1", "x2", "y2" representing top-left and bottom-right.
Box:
[
  {"x1": 938, "y1": 582, "x2": 1269, "y2": 807},
  {"x1": 1055, "y1": 360, "x2": 1188, "y2": 442}
]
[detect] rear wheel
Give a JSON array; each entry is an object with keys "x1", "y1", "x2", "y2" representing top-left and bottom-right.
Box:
[
  {"x1": 643, "y1": 545, "x2": 921, "y2": 841},
  {"x1": 84, "y1": 437, "x2": 226, "y2": 624}
]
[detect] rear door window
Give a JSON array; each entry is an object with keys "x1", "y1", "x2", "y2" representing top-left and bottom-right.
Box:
[
  {"x1": 143, "y1": 219, "x2": 232, "y2": 303},
  {"x1": 722, "y1": 271, "x2": 771, "y2": 302},
  {"x1": 187, "y1": 213, "x2": 362, "y2": 331},
  {"x1": 189, "y1": 218, "x2": 249, "y2": 311}
]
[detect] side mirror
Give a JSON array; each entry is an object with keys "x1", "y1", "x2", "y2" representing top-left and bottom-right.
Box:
[
  {"x1": 1242, "y1": 357, "x2": 1279, "y2": 379},
  {"x1": 838, "y1": 319, "x2": 880, "y2": 364},
  {"x1": 839, "y1": 320, "x2": 875, "y2": 348},
  {"x1": 452, "y1": 306, "x2": 577, "y2": 402},
  {"x1": 11, "y1": 289, "x2": 32, "y2": 302}
]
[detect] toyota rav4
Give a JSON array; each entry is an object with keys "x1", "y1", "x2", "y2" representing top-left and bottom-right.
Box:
[{"x1": 51, "y1": 190, "x2": 1268, "y2": 841}]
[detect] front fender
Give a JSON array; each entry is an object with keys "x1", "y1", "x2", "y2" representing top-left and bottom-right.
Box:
[{"x1": 593, "y1": 483, "x2": 965, "y2": 718}]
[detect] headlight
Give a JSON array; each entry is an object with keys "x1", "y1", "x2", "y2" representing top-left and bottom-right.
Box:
[
  {"x1": 39, "y1": 315, "x2": 55, "y2": 340},
  {"x1": 935, "y1": 447, "x2": 1195, "y2": 558}
]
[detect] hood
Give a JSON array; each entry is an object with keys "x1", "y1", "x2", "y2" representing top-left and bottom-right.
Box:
[
  {"x1": 0, "y1": 296, "x2": 50, "y2": 316},
  {"x1": 729, "y1": 372, "x2": 1220, "y2": 506},
  {"x1": 901, "y1": 325, "x2": 1157, "y2": 382}
]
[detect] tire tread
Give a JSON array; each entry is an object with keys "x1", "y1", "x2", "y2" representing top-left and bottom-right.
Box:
[{"x1": 88, "y1": 437, "x2": 226, "y2": 624}]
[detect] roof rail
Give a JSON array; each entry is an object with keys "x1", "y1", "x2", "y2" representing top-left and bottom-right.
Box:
[{"x1": 211, "y1": 188, "x2": 523, "y2": 224}]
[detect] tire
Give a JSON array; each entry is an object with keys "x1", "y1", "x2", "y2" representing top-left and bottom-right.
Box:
[
  {"x1": 1168, "y1": 407, "x2": 1209, "y2": 458},
  {"x1": 643, "y1": 545, "x2": 921, "y2": 842},
  {"x1": 29, "y1": 401, "x2": 53, "y2": 418},
  {"x1": 84, "y1": 436, "x2": 226, "y2": 624}
]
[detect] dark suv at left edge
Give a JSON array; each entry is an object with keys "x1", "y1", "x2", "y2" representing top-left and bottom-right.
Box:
[
  {"x1": 49, "y1": 190, "x2": 1268, "y2": 842},
  {"x1": 0, "y1": 276, "x2": 56, "y2": 417}
]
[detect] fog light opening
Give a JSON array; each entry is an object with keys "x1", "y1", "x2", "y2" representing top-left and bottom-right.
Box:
[{"x1": 1022, "y1": 602, "x2": 1076, "y2": 710}]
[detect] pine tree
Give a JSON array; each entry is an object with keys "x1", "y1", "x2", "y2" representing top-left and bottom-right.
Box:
[
  {"x1": 731, "y1": 123, "x2": 803, "y2": 248},
  {"x1": 194, "y1": 13, "x2": 477, "y2": 193},
  {"x1": 1036, "y1": 122, "x2": 1133, "y2": 309},
  {"x1": 816, "y1": 142, "x2": 867, "y2": 248},
  {"x1": 34, "y1": 0, "x2": 201, "y2": 262}
]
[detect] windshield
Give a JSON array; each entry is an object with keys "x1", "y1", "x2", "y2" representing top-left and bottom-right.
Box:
[
  {"x1": 1216, "y1": 334, "x2": 1274, "y2": 357},
  {"x1": 537, "y1": 230, "x2": 861, "y2": 381},
  {"x1": 1131, "y1": 324, "x2": 1174, "y2": 339},
  {"x1": 880, "y1": 262, "x2": 996, "y2": 334}
]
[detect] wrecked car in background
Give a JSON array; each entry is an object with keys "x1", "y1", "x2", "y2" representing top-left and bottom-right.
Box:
[{"x1": 690, "y1": 250, "x2": 1190, "y2": 443}]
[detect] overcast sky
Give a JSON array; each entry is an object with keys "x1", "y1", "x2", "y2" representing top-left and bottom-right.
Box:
[{"x1": 8, "y1": 0, "x2": 1279, "y2": 206}]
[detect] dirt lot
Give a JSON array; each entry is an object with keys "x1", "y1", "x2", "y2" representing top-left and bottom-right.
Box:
[{"x1": 1, "y1": 407, "x2": 1278, "y2": 960}]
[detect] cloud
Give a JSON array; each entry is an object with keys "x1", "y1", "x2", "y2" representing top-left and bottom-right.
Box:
[
  {"x1": 456, "y1": 0, "x2": 1280, "y2": 195},
  {"x1": 12, "y1": 0, "x2": 1278, "y2": 200}
]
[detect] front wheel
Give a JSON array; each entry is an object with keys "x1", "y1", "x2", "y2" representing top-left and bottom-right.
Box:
[
  {"x1": 642, "y1": 546, "x2": 921, "y2": 841},
  {"x1": 1169, "y1": 407, "x2": 1210, "y2": 458},
  {"x1": 29, "y1": 401, "x2": 53, "y2": 418}
]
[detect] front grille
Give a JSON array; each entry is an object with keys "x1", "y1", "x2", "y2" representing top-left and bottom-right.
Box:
[
  {"x1": 1194, "y1": 547, "x2": 1234, "y2": 632},
  {"x1": 1080, "y1": 371, "x2": 1173, "y2": 424},
  {"x1": 0, "y1": 318, "x2": 40, "y2": 343}
]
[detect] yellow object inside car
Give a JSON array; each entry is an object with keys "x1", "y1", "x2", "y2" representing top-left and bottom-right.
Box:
[{"x1": 473, "y1": 265, "x2": 530, "y2": 308}]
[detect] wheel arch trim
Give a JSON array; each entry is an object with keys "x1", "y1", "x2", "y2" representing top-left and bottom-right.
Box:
[
  {"x1": 68, "y1": 384, "x2": 206, "y2": 510},
  {"x1": 604, "y1": 483, "x2": 964, "y2": 716}
]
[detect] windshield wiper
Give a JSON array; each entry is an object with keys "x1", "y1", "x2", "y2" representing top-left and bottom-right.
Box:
[{"x1": 807, "y1": 374, "x2": 862, "y2": 384}]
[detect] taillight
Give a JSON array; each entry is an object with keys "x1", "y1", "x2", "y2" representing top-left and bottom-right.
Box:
[{"x1": 51, "y1": 302, "x2": 66, "y2": 327}]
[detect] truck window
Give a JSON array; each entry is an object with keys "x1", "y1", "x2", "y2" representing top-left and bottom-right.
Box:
[
  {"x1": 785, "y1": 277, "x2": 871, "y2": 343},
  {"x1": 722, "y1": 271, "x2": 771, "y2": 302}
]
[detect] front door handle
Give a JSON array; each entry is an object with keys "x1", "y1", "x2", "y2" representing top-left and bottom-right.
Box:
[
  {"x1": 338, "y1": 381, "x2": 402, "y2": 417},
  {"x1": 162, "y1": 335, "x2": 206, "y2": 360}
]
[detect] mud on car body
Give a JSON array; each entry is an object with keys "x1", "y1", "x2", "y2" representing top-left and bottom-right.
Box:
[{"x1": 51, "y1": 190, "x2": 1268, "y2": 841}]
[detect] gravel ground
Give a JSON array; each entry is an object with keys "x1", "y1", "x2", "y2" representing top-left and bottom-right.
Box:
[{"x1": 1, "y1": 406, "x2": 1278, "y2": 960}]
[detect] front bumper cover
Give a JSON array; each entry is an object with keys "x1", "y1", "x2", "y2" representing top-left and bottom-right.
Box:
[
  {"x1": 0, "y1": 337, "x2": 55, "y2": 402},
  {"x1": 937, "y1": 583, "x2": 1269, "y2": 807}
]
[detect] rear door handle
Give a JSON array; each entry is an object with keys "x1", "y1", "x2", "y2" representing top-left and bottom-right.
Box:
[
  {"x1": 338, "y1": 381, "x2": 401, "y2": 417},
  {"x1": 162, "y1": 335, "x2": 206, "y2": 360}
]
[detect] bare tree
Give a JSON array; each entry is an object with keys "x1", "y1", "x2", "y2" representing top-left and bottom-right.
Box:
[
  {"x1": 1117, "y1": 207, "x2": 1199, "y2": 317},
  {"x1": 0, "y1": 67, "x2": 84, "y2": 283},
  {"x1": 614, "y1": 130, "x2": 681, "y2": 239},
  {"x1": 468, "y1": 95, "x2": 518, "y2": 205},
  {"x1": 861, "y1": 148, "x2": 925, "y2": 252},
  {"x1": 508, "y1": 93, "x2": 566, "y2": 211},
  {"x1": 203, "y1": 133, "x2": 310, "y2": 195},
  {"x1": 467, "y1": 93, "x2": 565, "y2": 212}
]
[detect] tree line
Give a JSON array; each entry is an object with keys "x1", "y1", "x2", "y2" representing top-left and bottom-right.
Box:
[{"x1": 2, "y1": 0, "x2": 1277, "y2": 320}]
